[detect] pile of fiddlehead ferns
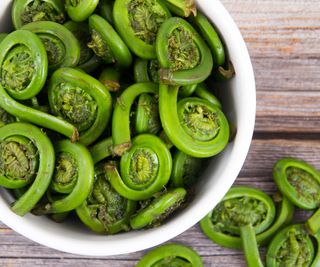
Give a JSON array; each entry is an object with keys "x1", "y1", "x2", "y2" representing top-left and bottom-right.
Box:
[{"x1": 0, "y1": 0, "x2": 233, "y2": 238}]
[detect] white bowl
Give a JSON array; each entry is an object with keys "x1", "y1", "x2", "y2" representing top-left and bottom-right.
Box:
[{"x1": 0, "y1": 0, "x2": 256, "y2": 256}]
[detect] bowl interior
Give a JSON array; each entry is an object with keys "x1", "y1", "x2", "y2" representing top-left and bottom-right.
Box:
[{"x1": 0, "y1": 0, "x2": 256, "y2": 256}]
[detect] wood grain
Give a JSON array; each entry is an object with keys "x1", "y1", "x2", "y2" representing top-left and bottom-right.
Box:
[{"x1": 0, "y1": 0, "x2": 319, "y2": 266}]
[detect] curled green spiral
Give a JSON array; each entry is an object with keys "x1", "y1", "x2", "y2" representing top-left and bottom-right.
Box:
[
  {"x1": 266, "y1": 224, "x2": 315, "y2": 267},
  {"x1": 136, "y1": 243, "x2": 203, "y2": 267},
  {"x1": 201, "y1": 186, "x2": 276, "y2": 267},
  {"x1": 159, "y1": 84, "x2": 229, "y2": 158},
  {"x1": 35, "y1": 139, "x2": 94, "y2": 214},
  {"x1": 12, "y1": 0, "x2": 66, "y2": 29},
  {"x1": 48, "y1": 67, "x2": 112, "y2": 146},
  {"x1": 106, "y1": 134, "x2": 172, "y2": 200},
  {"x1": 0, "y1": 123, "x2": 55, "y2": 216},
  {"x1": 76, "y1": 162, "x2": 136, "y2": 234},
  {"x1": 156, "y1": 17, "x2": 213, "y2": 85},
  {"x1": 113, "y1": 0, "x2": 171, "y2": 59},
  {"x1": 21, "y1": 21, "x2": 80, "y2": 72}
]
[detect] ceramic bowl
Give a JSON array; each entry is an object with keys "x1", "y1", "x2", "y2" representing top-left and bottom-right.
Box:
[{"x1": 0, "y1": 0, "x2": 256, "y2": 256}]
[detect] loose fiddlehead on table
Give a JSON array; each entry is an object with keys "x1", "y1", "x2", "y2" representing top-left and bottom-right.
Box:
[
  {"x1": 0, "y1": 123, "x2": 55, "y2": 216},
  {"x1": 48, "y1": 67, "x2": 112, "y2": 146},
  {"x1": 159, "y1": 84, "x2": 229, "y2": 158},
  {"x1": 12, "y1": 0, "x2": 66, "y2": 29},
  {"x1": 0, "y1": 30, "x2": 78, "y2": 141},
  {"x1": 106, "y1": 134, "x2": 172, "y2": 201},
  {"x1": 112, "y1": 82, "x2": 158, "y2": 156},
  {"x1": 156, "y1": 17, "x2": 213, "y2": 85},
  {"x1": 76, "y1": 162, "x2": 136, "y2": 234},
  {"x1": 34, "y1": 139, "x2": 94, "y2": 214},
  {"x1": 136, "y1": 243, "x2": 203, "y2": 267},
  {"x1": 113, "y1": 0, "x2": 172, "y2": 59},
  {"x1": 201, "y1": 186, "x2": 276, "y2": 267},
  {"x1": 21, "y1": 21, "x2": 80, "y2": 72}
]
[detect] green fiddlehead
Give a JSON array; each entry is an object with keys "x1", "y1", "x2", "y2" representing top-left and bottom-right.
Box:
[
  {"x1": 65, "y1": 0, "x2": 99, "y2": 22},
  {"x1": 273, "y1": 158, "x2": 320, "y2": 236},
  {"x1": 76, "y1": 162, "x2": 136, "y2": 234},
  {"x1": 200, "y1": 193, "x2": 294, "y2": 249},
  {"x1": 21, "y1": 21, "x2": 80, "y2": 72},
  {"x1": 0, "y1": 33, "x2": 8, "y2": 44},
  {"x1": 194, "y1": 83, "x2": 222, "y2": 108},
  {"x1": 35, "y1": 139, "x2": 94, "y2": 214},
  {"x1": 135, "y1": 93, "x2": 161, "y2": 135},
  {"x1": 159, "y1": 84, "x2": 229, "y2": 158},
  {"x1": 48, "y1": 67, "x2": 112, "y2": 146},
  {"x1": 113, "y1": 0, "x2": 171, "y2": 59},
  {"x1": 106, "y1": 134, "x2": 172, "y2": 200},
  {"x1": 112, "y1": 82, "x2": 158, "y2": 156},
  {"x1": 0, "y1": 123, "x2": 55, "y2": 216},
  {"x1": 156, "y1": 17, "x2": 213, "y2": 85},
  {"x1": 0, "y1": 30, "x2": 47, "y2": 100},
  {"x1": 130, "y1": 187, "x2": 186, "y2": 229},
  {"x1": 136, "y1": 243, "x2": 203, "y2": 267},
  {"x1": 88, "y1": 14, "x2": 132, "y2": 68},
  {"x1": 12, "y1": 0, "x2": 66, "y2": 29},
  {"x1": 200, "y1": 186, "x2": 276, "y2": 267},
  {"x1": 0, "y1": 31, "x2": 78, "y2": 140},
  {"x1": 266, "y1": 224, "x2": 315, "y2": 267}
]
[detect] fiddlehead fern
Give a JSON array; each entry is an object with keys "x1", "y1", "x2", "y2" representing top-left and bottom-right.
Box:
[
  {"x1": 112, "y1": 82, "x2": 158, "y2": 156},
  {"x1": 201, "y1": 186, "x2": 276, "y2": 267},
  {"x1": 0, "y1": 33, "x2": 8, "y2": 44},
  {"x1": 0, "y1": 31, "x2": 78, "y2": 140},
  {"x1": 0, "y1": 30, "x2": 47, "y2": 100},
  {"x1": 12, "y1": 0, "x2": 66, "y2": 29},
  {"x1": 113, "y1": 0, "x2": 171, "y2": 59},
  {"x1": 136, "y1": 243, "x2": 203, "y2": 267},
  {"x1": 76, "y1": 162, "x2": 136, "y2": 234},
  {"x1": 0, "y1": 123, "x2": 55, "y2": 216},
  {"x1": 159, "y1": 84, "x2": 229, "y2": 158},
  {"x1": 106, "y1": 134, "x2": 172, "y2": 200},
  {"x1": 88, "y1": 14, "x2": 132, "y2": 68},
  {"x1": 130, "y1": 187, "x2": 186, "y2": 229},
  {"x1": 90, "y1": 137, "x2": 113, "y2": 165},
  {"x1": 21, "y1": 21, "x2": 80, "y2": 72},
  {"x1": 35, "y1": 139, "x2": 94, "y2": 214},
  {"x1": 48, "y1": 67, "x2": 112, "y2": 146},
  {"x1": 156, "y1": 17, "x2": 213, "y2": 85},
  {"x1": 65, "y1": 0, "x2": 99, "y2": 22},
  {"x1": 266, "y1": 224, "x2": 315, "y2": 267}
]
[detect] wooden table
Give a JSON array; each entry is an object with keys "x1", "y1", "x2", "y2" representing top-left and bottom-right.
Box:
[{"x1": 1, "y1": 0, "x2": 319, "y2": 266}]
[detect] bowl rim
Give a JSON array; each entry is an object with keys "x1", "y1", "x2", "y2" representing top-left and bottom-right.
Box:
[{"x1": 0, "y1": 0, "x2": 256, "y2": 256}]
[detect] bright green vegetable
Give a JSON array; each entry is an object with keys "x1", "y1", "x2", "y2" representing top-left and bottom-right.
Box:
[
  {"x1": 21, "y1": 21, "x2": 80, "y2": 72},
  {"x1": 65, "y1": 0, "x2": 99, "y2": 22},
  {"x1": 12, "y1": 0, "x2": 66, "y2": 29},
  {"x1": 106, "y1": 134, "x2": 172, "y2": 200},
  {"x1": 136, "y1": 243, "x2": 203, "y2": 267},
  {"x1": 0, "y1": 123, "x2": 55, "y2": 216}
]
